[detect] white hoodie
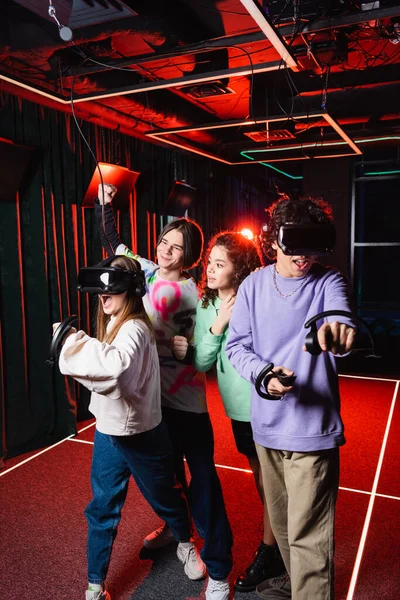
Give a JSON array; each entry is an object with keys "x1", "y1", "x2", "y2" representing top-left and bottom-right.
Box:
[{"x1": 59, "y1": 318, "x2": 161, "y2": 436}]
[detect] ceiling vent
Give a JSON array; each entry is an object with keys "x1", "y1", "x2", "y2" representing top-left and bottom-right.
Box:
[
  {"x1": 243, "y1": 130, "x2": 296, "y2": 143},
  {"x1": 179, "y1": 81, "x2": 235, "y2": 99}
]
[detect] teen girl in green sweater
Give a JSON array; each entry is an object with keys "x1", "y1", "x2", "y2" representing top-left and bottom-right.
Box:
[{"x1": 193, "y1": 232, "x2": 285, "y2": 593}]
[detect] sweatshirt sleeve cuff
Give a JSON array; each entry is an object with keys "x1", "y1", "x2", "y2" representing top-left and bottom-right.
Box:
[{"x1": 203, "y1": 329, "x2": 223, "y2": 346}]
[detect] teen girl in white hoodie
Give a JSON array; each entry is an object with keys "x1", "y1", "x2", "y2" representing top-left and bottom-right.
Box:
[{"x1": 56, "y1": 256, "x2": 202, "y2": 600}]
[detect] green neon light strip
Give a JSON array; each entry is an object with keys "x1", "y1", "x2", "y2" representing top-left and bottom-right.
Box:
[
  {"x1": 241, "y1": 151, "x2": 303, "y2": 179},
  {"x1": 364, "y1": 169, "x2": 400, "y2": 176},
  {"x1": 241, "y1": 137, "x2": 400, "y2": 180},
  {"x1": 259, "y1": 162, "x2": 303, "y2": 179},
  {"x1": 241, "y1": 136, "x2": 400, "y2": 156}
]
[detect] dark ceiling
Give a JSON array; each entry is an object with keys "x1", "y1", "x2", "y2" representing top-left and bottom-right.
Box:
[{"x1": 1, "y1": 0, "x2": 400, "y2": 172}]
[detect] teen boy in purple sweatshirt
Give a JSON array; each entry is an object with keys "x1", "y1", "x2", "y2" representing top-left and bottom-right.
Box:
[{"x1": 225, "y1": 195, "x2": 356, "y2": 600}]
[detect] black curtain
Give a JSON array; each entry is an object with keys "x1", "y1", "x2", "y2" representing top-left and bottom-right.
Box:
[{"x1": 0, "y1": 92, "x2": 281, "y2": 460}]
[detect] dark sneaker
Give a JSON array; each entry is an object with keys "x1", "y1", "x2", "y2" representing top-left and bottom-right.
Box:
[
  {"x1": 234, "y1": 542, "x2": 286, "y2": 592},
  {"x1": 143, "y1": 523, "x2": 176, "y2": 549},
  {"x1": 256, "y1": 573, "x2": 291, "y2": 599}
]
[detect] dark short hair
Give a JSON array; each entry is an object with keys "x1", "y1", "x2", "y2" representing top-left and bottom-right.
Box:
[
  {"x1": 261, "y1": 195, "x2": 333, "y2": 260},
  {"x1": 200, "y1": 231, "x2": 263, "y2": 307},
  {"x1": 156, "y1": 218, "x2": 204, "y2": 270}
]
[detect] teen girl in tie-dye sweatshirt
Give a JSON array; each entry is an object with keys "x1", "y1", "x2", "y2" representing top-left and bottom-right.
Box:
[{"x1": 94, "y1": 184, "x2": 233, "y2": 600}]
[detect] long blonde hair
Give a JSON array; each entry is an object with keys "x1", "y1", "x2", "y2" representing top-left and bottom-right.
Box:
[{"x1": 95, "y1": 256, "x2": 154, "y2": 344}]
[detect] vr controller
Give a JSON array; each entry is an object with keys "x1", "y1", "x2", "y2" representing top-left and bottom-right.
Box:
[
  {"x1": 47, "y1": 315, "x2": 79, "y2": 366},
  {"x1": 255, "y1": 363, "x2": 297, "y2": 400},
  {"x1": 255, "y1": 310, "x2": 378, "y2": 399},
  {"x1": 304, "y1": 310, "x2": 379, "y2": 356}
]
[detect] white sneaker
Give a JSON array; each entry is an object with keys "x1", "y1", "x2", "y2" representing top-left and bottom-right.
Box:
[
  {"x1": 85, "y1": 588, "x2": 111, "y2": 600},
  {"x1": 177, "y1": 541, "x2": 207, "y2": 580},
  {"x1": 205, "y1": 577, "x2": 230, "y2": 600},
  {"x1": 143, "y1": 523, "x2": 176, "y2": 549}
]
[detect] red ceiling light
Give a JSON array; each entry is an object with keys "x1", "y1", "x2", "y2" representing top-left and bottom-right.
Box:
[
  {"x1": 240, "y1": 228, "x2": 255, "y2": 240},
  {"x1": 82, "y1": 163, "x2": 140, "y2": 210}
]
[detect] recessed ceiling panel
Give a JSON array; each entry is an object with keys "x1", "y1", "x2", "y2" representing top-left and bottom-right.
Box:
[{"x1": 145, "y1": 111, "x2": 362, "y2": 164}]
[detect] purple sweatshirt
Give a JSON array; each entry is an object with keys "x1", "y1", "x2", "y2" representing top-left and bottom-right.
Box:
[{"x1": 225, "y1": 263, "x2": 353, "y2": 452}]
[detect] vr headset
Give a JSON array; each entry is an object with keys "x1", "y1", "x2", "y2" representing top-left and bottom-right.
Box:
[
  {"x1": 272, "y1": 199, "x2": 336, "y2": 256},
  {"x1": 277, "y1": 222, "x2": 336, "y2": 256},
  {"x1": 77, "y1": 256, "x2": 146, "y2": 297}
]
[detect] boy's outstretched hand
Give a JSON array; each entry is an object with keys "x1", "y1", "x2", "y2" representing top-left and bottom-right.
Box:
[
  {"x1": 98, "y1": 183, "x2": 117, "y2": 205},
  {"x1": 309, "y1": 321, "x2": 356, "y2": 355}
]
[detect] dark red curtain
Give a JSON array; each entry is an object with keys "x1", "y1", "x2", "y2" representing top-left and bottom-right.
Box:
[{"x1": 0, "y1": 91, "x2": 279, "y2": 459}]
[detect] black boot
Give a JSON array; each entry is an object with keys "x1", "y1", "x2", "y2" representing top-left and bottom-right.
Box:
[{"x1": 234, "y1": 541, "x2": 286, "y2": 593}]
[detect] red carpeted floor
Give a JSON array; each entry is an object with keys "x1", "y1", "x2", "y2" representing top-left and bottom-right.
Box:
[{"x1": 0, "y1": 374, "x2": 399, "y2": 600}]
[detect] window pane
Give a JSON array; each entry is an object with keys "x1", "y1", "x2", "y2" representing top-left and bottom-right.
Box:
[
  {"x1": 355, "y1": 179, "x2": 400, "y2": 243},
  {"x1": 354, "y1": 246, "x2": 400, "y2": 308}
]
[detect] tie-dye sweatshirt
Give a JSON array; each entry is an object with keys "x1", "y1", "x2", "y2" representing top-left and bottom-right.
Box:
[{"x1": 95, "y1": 201, "x2": 207, "y2": 413}]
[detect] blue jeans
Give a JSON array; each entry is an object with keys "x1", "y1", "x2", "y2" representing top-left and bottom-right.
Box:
[
  {"x1": 85, "y1": 421, "x2": 192, "y2": 585},
  {"x1": 162, "y1": 407, "x2": 233, "y2": 580}
]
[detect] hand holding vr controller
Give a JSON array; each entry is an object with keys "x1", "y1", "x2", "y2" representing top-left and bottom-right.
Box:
[
  {"x1": 52, "y1": 321, "x2": 77, "y2": 339},
  {"x1": 256, "y1": 363, "x2": 297, "y2": 400},
  {"x1": 305, "y1": 319, "x2": 356, "y2": 355}
]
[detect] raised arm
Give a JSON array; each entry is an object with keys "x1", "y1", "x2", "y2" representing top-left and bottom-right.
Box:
[
  {"x1": 95, "y1": 183, "x2": 123, "y2": 255},
  {"x1": 94, "y1": 183, "x2": 157, "y2": 276}
]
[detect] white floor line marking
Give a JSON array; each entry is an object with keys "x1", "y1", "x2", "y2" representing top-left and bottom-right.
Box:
[
  {"x1": 62, "y1": 441, "x2": 400, "y2": 500},
  {"x1": 346, "y1": 381, "x2": 399, "y2": 600},
  {"x1": 339, "y1": 374, "x2": 399, "y2": 383},
  {"x1": 0, "y1": 433, "x2": 75, "y2": 477},
  {"x1": 339, "y1": 486, "x2": 371, "y2": 496},
  {"x1": 77, "y1": 422, "x2": 96, "y2": 433},
  {"x1": 214, "y1": 462, "x2": 253, "y2": 474},
  {"x1": 376, "y1": 492, "x2": 400, "y2": 501},
  {"x1": 0, "y1": 422, "x2": 96, "y2": 478}
]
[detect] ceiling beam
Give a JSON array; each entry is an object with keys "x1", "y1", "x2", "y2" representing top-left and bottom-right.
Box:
[
  {"x1": 64, "y1": 32, "x2": 269, "y2": 77},
  {"x1": 63, "y1": 5, "x2": 400, "y2": 78},
  {"x1": 239, "y1": 0, "x2": 298, "y2": 69},
  {"x1": 70, "y1": 61, "x2": 282, "y2": 103}
]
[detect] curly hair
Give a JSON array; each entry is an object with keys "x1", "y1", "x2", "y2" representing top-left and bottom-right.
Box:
[
  {"x1": 260, "y1": 194, "x2": 333, "y2": 260},
  {"x1": 200, "y1": 231, "x2": 263, "y2": 308}
]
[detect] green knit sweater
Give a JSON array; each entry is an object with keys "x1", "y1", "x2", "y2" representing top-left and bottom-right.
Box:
[{"x1": 193, "y1": 297, "x2": 251, "y2": 422}]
